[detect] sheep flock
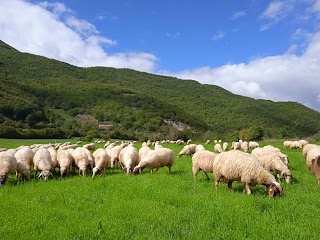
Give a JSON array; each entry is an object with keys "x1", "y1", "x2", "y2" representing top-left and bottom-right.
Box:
[{"x1": 0, "y1": 138, "x2": 319, "y2": 198}]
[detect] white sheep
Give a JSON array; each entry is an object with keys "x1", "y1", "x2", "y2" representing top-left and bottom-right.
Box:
[
  {"x1": 283, "y1": 141, "x2": 292, "y2": 149},
  {"x1": 222, "y1": 142, "x2": 228, "y2": 152},
  {"x1": 154, "y1": 142, "x2": 163, "y2": 150},
  {"x1": 299, "y1": 139, "x2": 309, "y2": 148},
  {"x1": 192, "y1": 150, "x2": 217, "y2": 181},
  {"x1": 213, "y1": 143, "x2": 223, "y2": 153},
  {"x1": 57, "y1": 150, "x2": 73, "y2": 177},
  {"x1": 195, "y1": 144, "x2": 206, "y2": 152},
  {"x1": 306, "y1": 148, "x2": 320, "y2": 171},
  {"x1": 139, "y1": 145, "x2": 151, "y2": 162},
  {"x1": 83, "y1": 143, "x2": 96, "y2": 151},
  {"x1": 177, "y1": 144, "x2": 197, "y2": 157},
  {"x1": 205, "y1": 140, "x2": 210, "y2": 144},
  {"x1": 133, "y1": 148, "x2": 174, "y2": 174},
  {"x1": 187, "y1": 139, "x2": 192, "y2": 144},
  {"x1": 241, "y1": 141, "x2": 249, "y2": 152},
  {"x1": 262, "y1": 145, "x2": 289, "y2": 166},
  {"x1": 252, "y1": 148, "x2": 292, "y2": 183},
  {"x1": 82, "y1": 147, "x2": 94, "y2": 170},
  {"x1": 72, "y1": 147, "x2": 89, "y2": 176},
  {"x1": 119, "y1": 145, "x2": 139, "y2": 174},
  {"x1": 92, "y1": 148, "x2": 110, "y2": 179},
  {"x1": 33, "y1": 148, "x2": 54, "y2": 181},
  {"x1": 14, "y1": 147, "x2": 33, "y2": 180},
  {"x1": 303, "y1": 144, "x2": 319, "y2": 160},
  {"x1": 213, "y1": 150, "x2": 282, "y2": 197},
  {"x1": 311, "y1": 155, "x2": 320, "y2": 185},
  {"x1": 0, "y1": 151, "x2": 17, "y2": 186},
  {"x1": 249, "y1": 141, "x2": 259, "y2": 149},
  {"x1": 233, "y1": 142, "x2": 241, "y2": 150},
  {"x1": 108, "y1": 143, "x2": 129, "y2": 168},
  {"x1": 48, "y1": 147, "x2": 58, "y2": 171}
]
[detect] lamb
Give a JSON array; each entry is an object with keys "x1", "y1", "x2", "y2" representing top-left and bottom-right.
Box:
[
  {"x1": 241, "y1": 141, "x2": 249, "y2": 152},
  {"x1": 212, "y1": 150, "x2": 282, "y2": 197},
  {"x1": 222, "y1": 142, "x2": 228, "y2": 152},
  {"x1": 83, "y1": 143, "x2": 95, "y2": 151},
  {"x1": 72, "y1": 147, "x2": 89, "y2": 176},
  {"x1": 33, "y1": 148, "x2": 54, "y2": 181},
  {"x1": 177, "y1": 144, "x2": 197, "y2": 157},
  {"x1": 192, "y1": 150, "x2": 217, "y2": 181},
  {"x1": 252, "y1": 148, "x2": 292, "y2": 183},
  {"x1": 119, "y1": 145, "x2": 139, "y2": 174},
  {"x1": 311, "y1": 156, "x2": 320, "y2": 185},
  {"x1": 303, "y1": 144, "x2": 319, "y2": 160},
  {"x1": 213, "y1": 143, "x2": 223, "y2": 153},
  {"x1": 133, "y1": 148, "x2": 174, "y2": 174},
  {"x1": 195, "y1": 144, "x2": 206, "y2": 152},
  {"x1": 305, "y1": 148, "x2": 320, "y2": 171},
  {"x1": 14, "y1": 147, "x2": 33, "y2": 180},
  {"x1": 0, "y1": 151, "x2": 17, "y2": 186},
  {"x1": 57, "y1": 150, "x2": 73, "y2": 177},
  {"x1": 139, "y1": 145, "x2": 151, "y2": 162},
  {"x1": 92, "y1": 148, "x2": 110, "y2": 179}
]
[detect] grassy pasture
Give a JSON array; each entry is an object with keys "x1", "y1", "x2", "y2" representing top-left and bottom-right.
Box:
[{"x1": 1, "y1": 139, "x2": 320, "y2": 239}]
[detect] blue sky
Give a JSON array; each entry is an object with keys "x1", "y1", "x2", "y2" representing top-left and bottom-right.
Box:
[{"x1": 0, "y1": 0, "x2": 320, "y2": 111}]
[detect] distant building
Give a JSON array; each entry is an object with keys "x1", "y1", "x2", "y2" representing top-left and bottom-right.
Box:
[{"x1": 98, "y1": 124, "x2": 113, "y2": 130}]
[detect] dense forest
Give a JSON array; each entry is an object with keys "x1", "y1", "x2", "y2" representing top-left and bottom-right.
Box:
[{"x1": 1, "y1": 40, "x2": 320, "y2": 141}]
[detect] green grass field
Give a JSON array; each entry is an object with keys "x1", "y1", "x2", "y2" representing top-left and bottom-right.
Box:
[{"x1": 1, "y1": 139, "x2": 320, "y2": 239}]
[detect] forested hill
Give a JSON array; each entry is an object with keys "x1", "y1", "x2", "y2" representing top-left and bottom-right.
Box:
[{"x1": 1, "y1": 41, "x2": 320, "y2": 141}]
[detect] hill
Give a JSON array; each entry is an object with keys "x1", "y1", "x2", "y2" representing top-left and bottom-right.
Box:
[{"x1": 0, "y1": 40, "x2": 320, "y2": 141}]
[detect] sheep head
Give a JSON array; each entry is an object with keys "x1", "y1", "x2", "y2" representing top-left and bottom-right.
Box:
[
  {"x1": 280, "y1": 170, "x2": 292, "y2": 184},
  {"x1": 0, "y1": 174, "x2": 9, "y2": 186},
  {"x1": 92, "y1": 167, "x2": 100, "y2": 179},
  {"x1": 267, "y1": 182, "x2": 282, "y2": 197},
  {"x1": 132, "y1": 166, "x2": 142, "y2": 175},
  {"x1": 38, "y1": 171, "x2": 53, "y2": 181}
]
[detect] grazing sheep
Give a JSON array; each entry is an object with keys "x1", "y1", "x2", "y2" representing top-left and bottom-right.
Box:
[
  {"x1": 48, "y1": 147, "x2": 58, "y2": 171},
  {"x1": 177, "y1": 144, "x2": 197, "y2": 157},
  {"x1": 283, "y1": 141, "x2": 292, "y2": 149},
  {"x1": 187, "y1": 139, "x2": 192, "y2": 144},
  {"x1": 108, "y1": 143, "x2": 129, "y2": 168},
  {"x1": 213, "y1": 150, "x2": 282, "y2": 197},
  {"x1": 133, "y1": 148, "x2": 174, "y2": 174},
  {"x1": 262, "y1": 146, "x2": 289, "y2": 166},
  {"x1": 205, "y1": 140, "x2": 210, "y2": 144},
  {"x1": 299, "y1": 140, "x2": 309, "y2": 148},
  {"x1": 311, "y1": 156, "x2": 320, "y2": 185},
  {"x1": 82, "y1": 147, "x2": 94, "y2": 170},
  {"x1": 306, "y1": 148, "x2": 320, "y2": 171},
  {"x1": 83, "y1": 143, "x2": 96, "y2": 151},
  {"x1": 72, "y1": 147, "x2": 89, "y2": 176},
  {"x1": 14, "y1": 147, "x2": 33, "y2": 180},
  {"x1": 57, "y1": 150, "x2": 73, "y2": 177},
  {"x1": 119, "y1": 145, "x2": 139, "y2": 174},
  {"x1": 139, "y1": 145, "x2": 151, "y2": 162},
  {"x1": 252, "y1": 148, "x2": 292, "y2": 183},
  {"x1": 303, "y1": 144, "x2": 320, "y2": 160},
  {"x1": 222, "y1": 142, "x2": 229, "y2": 152},
  {"x1": 214, "y1": 143, "x2": 223, "y2": 153},
  {"x1": 154, "y1": 142, "x2": 163, "y2": 150},
  {"x1": 195, "y1": 144, "x2": 206, "y2": 152},
  {"x1": 192, "y1": 150, "x2": 217, "y2": 181},
  {"x1": 33, "y1": 148, "x2": 54, "y2": 181},
  {"x1": 233, "y1": 142, "x2": 241, "y2": 150},
  {"x1": 0, "y1": 151, "x2": 17, "y2": 186},
  {"x1": 249, "y1": 141, "x2": 259, "y2": 149},
  {"x1": 241, "y1": 141, "x2": 249, "y2": 152},
  {"x1": 92, "y1": 148, "x2": 110, "y2": 179}
]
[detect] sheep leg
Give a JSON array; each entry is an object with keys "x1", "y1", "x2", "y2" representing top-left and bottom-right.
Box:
[
  {"x1": 227, "y1": 181, "x2": 233, "y2": 191},
  {"x1": 244, "y1": 183, "x2": 251, "y2": 195},
  {"x1": 16, "y1": 170, "x2": 19, "y2": 180},
  {"x1": 204, "y1": 172, "x2": 210, "y2": 181},
  {"x1": 168, "y1": 166, "x2": 172, "y2": 174}
]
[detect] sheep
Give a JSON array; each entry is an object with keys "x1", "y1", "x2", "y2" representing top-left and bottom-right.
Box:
[
  {"x1": 262, "y1": 145, "x2": 289, "y2": 166},
  {"x1": 154, "y1": 142, "x2": 163, "y2": 150},
  {"x1": 177, "y1": 144, "x2": 197, "y2": 157},
  {"x1": 119, "y1": 145, "x2": 139, "y2": 174},
  {"x1": 108, "y1": 143, "x2": 129, "y2": 168},
  {"x1": 222, "y1": 142, "x2": 228, "y2": 152},
  {"x1": 299, "y1": 140, "x2": 309, "y2": 148},
  {"x1": 249, "y1": 141, "x2": 259, "y2": 149},
  {"x1": 195, "y1": 144, "x2": 206, "y2": 152},
  {"x1": 192, "y1": 150, "x2": 217, "y2": 181},
  {"x1": 233, "y1": 142, "x2": 241, "y2": 150},
  {"x1": 241, "y1": 141, "x2": 249, "y2": 152},
  {"x1": 82, "y1": 147, "x2": 94, "y2": 170},
  {"x1": 0, "y1": 151, "x2": 17, "y2": 186},
  {"x1": 283, "y1": 141, "x2": 292, "y2": 149},
  {"x1": 83, "y1": 143, "x2": 95, "y2": 151},
  {"x1": 133, "y1": 148, "x2": 174, "y2": 174},
  {"x1": 252, "y1": 148, "x2": 292, "y2": 183},
  {"x1": 72, "y1": 147, "x2": 89, "y2": 176},
  {"x1": 212, "y1": 150, "x2": 282, "y2": 197},
  {"x1": 139, "y1": 145, "x2": 151, "y2": 162},
  {"x1": 303, "y1": 144, "x2": 320, "y2": 160},
  {"x1": 48, "y1": 147, "x2": 58, "y2": 172},
  {"x1": 92, "y1": 148, "x2": 110, "y2": 179},
  {"x1": 205, "y1": 140, "x2": 210, "y2": 144},
  {"x1": 306, "y1": 148, "x2": 320, "y2": 171},
  {"x1": 14, "y1": 147, "x2": 33, "y2": 180},
  {"x1": 57, "y1": 150, "x2": 73, "y2": 177},
  {"x1": 187, "y1": 139, "x2": 192, "y2": 144},
  {"x1": 33, "y1": 148, "x2": 54, "y2": 181},
  {"x1": 213, "y1": 143, "x2": 223, "y2": 153},
  {"x1": 311, "y1": 156, "x2": 320, "y2": 185}
]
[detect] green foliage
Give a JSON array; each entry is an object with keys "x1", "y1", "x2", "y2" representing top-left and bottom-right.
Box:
[{"x1": 1, "y1": 44, "x2": 320, "y2": 140}]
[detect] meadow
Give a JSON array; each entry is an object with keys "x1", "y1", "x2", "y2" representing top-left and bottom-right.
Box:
[{"x1": 0, "y1": 139, "x2": 320, "y2": 239}]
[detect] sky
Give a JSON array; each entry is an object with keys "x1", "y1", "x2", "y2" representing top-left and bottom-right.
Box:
[{"x1": 0, "y1": 0, "x2": 320, "y2": 111}]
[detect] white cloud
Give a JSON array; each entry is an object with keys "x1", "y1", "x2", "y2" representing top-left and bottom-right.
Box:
[
  {"x1": 161, "y1": 32, "x2": 320, "y2": 111},
  {"x1": 231, "y1": 11, "x2": 247, "y2": 20},
  {"x1": 212, "y1": 31, "x2": 225, "y2": 40},
  {"x1": 0, "y1": 0, "x2": 158, "y2": 72}
]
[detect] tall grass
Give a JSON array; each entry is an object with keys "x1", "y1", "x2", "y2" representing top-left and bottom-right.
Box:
[{"x1": 1, "y1": 140, "x2": 320, "y2": 239}]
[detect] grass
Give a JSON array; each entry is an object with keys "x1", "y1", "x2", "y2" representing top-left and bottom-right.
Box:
[{"x1": 1, "y1": 139, "x2": 320, "y2": 239}]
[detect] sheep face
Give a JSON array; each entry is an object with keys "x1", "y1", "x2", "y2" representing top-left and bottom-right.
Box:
[
  {"x1": 38, "y1": 171, "x2": 53, "y2": 181},
  {"x1": 267, "y1": 183, "x2": 282, "y2": 197},
  {"x1": 132, "y1": 166, "x2": 142, "y2": 175},
  {"x1": 0, "y1": 175, "x2": 9, "y2": 186},
  {"x1": 281, "y1": 170, "x2": 292, "y2": 184}
]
